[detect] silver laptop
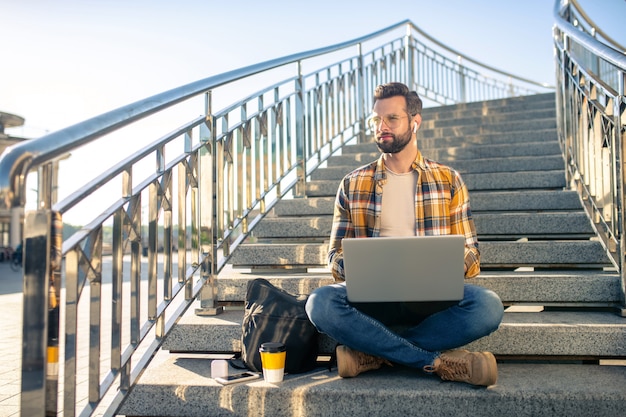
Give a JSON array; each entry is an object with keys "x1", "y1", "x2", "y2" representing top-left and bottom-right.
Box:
[{"x1": 342, "y1": 235, "x2": 465, "y2": 304}]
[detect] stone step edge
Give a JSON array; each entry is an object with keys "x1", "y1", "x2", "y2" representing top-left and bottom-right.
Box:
[
  {"x1": 344, "y1": 128, "x2": 558, "y2": 149},
  {"x1": 423, "y1": 100, "x2": 557, "y2": 117},
  {"x1": 341, "y1": 139, "x2": 559, "y2": 154},
  {"x1": 209, "y1": 271, "x2": 622, "y2": 304},
  {"x1": 325, "y1": 159, "x2": 563, "y2": 172},
  {"x1": 163, "y1": 308, "x2": 626, "y2": 357},
  {"x1": 252, "y1": 210, "x2": 595, "y2": 234},
  {"x1": 228, "y1": 240, "x2": 613, "y2": 269},
  {"x1": 273, "y1": 191, "x2": 583, "y2": 215},
  {"x1": 423, "y1": 94, "x2": 555, "y2": 110},
  {"x1": 421, "y1": 111, "x2": 556, "y2": 126},
  {"x1": 313, "y1": 169, "x2": 566, "y2": 186},
  {"x1": 119, "y1": 359, "x2": 626, "y2": 417}
]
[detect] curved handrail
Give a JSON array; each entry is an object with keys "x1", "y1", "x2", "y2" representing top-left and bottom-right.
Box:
[
  {"x1": 553, "y1": 0, "x2": 626, "y2": 304},
  {"x1": 566, "y1": 0, "x2": 626, "y2": 53},
  {"x1": 553, "y1": 0, "x2": 626, "y2": 68},
  {"x1": 0, "y1": 21, "x2": 401, "y2": 210},
  {"x1": 406, "y1": 22, "x2": 554, "y2": 89},
  {"x1": 0, "y1": 19, "x2": 554, "y2": 211}
]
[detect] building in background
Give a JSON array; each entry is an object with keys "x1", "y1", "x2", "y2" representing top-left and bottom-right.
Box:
[{"x1": 0, "y1": 112, "x2": 28, "y2": 251}]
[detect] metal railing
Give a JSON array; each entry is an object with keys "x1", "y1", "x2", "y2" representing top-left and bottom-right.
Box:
[
  {"x1": 553, "y1": 0, "x2": 626, "y2": 312},
  {"x1": 0, "y1": 20, "x2": 553, "y2": 416}
]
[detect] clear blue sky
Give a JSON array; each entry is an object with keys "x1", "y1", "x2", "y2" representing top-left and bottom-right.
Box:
[
  {"x1": 2, "y1": 0, "x2": 624, "y2": 224},
  {"x1": 6, "y1": 0, "x2": 623, "y2": 136}
]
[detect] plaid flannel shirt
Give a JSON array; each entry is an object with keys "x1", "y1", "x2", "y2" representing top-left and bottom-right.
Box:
[{"x1": 328, "y1": 150, "x2": 480, "y2": 281}]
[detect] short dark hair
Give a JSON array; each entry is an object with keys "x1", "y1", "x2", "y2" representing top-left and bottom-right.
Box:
[{"x1": 373, "y1": 82, "x2": 423, "y2": 116}]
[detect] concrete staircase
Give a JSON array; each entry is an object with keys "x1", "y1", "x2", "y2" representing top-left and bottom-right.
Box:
[{"x1": 120, "y1": 93, "x2": 626, "y2": 417}]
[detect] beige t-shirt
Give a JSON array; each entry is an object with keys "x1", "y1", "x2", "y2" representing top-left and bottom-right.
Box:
[{"x1": 380, "y1": 168, "x2": 418, "y2": 237}]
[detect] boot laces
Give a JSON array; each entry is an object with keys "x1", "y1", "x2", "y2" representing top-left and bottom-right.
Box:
[
  {"x1": 356, "y1": 351, "x2": 381, "y2": 368},
  {"x1": 435, "y1": 355, "x2": 470, "y2": 380}
]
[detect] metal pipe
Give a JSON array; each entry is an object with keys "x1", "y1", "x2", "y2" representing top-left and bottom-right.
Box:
[{"x1": 554, "y1": 1, "x2": 626, "y2": 70}]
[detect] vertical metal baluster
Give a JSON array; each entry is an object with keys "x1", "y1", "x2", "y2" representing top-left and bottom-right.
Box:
[
  {"x1": 357, "y1": 42, "x2": 366, "y2": 144},
  {"x1": 177, "y1": 161, "x2": 187, "y2": 285},
  {"x1": 64, "y1": 247, "x2": 79, "y2": 417},
  {"x1": 111, "y1": 207, "x2": 123, "y2": 376},
  {"x1": 20, "y1": 210, "x2": 52, "y2": 416},
  {"x1": 148, "y1": 179, "x2": 158, "y2": 322},
  {"x1": 295, "y1": 60, "x2": 306, "y2": 197},
  {"x1": 88, "y1": 227, "x2": 103, "y2": 404},
  {"x1": 130, "y1": 193, "x2": 142, "y2": 345},
  {"x1": 197, "y1": 91, "x2": 222, "y2": 315},
  {"x1": 258, "y1": 94, "x2": 266, "y2": 214}
]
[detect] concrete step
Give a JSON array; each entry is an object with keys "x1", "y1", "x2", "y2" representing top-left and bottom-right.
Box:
[
  {"x1": 315, "y1": 157, "x2": 564, "y2": 181},
  {"x1": 343, "y1": 129, "x2": 557, "y2": 153},
  {"x1": 420, "y1": 108, "x2": 556, "y2": 128},
  {"x1": 421, "y1": 98, "x2": 555, "y2": 121},
  {"x1": 161, "y1": 303, "x2": 626, "y2": 357},
  {"x1": 305, "y1": 170, "x2": 566, "y2": 197},
  {"x1": 420, "y1": 129, "x2": 557, "y2": 148},
  {"x1": 329, "y1": 141, "x2": 561, "y2": 166},
  {"x1": 314, "y1": 155, "x2": 564, "y2": 180},
  {"x1": 421, "y1": 92, "x2": 556, "y2": 117},
  {"x1": 419, "y1": 114, "x2": 556, "y2": 131},
  {"x1": 427, "y1": 141, "x2": 561, "y2": 161},
  {"x1": 119, "y1": 359, "x2": 626, "y2": 417},
  {"x1": 466, "y1": 310, "x2": 626, "y2": 357},
  {"x1": 274, "y1": 191, "x2": 583, "y2": 217},
  {"x1": 254, "y1": 212, "x2": 594, "y2": 240},
  {"x1": 422, "y1": 104, "x2": 557, "y2": 124},
  {"x1": 201, "y1": 271, "x2": 622, "y2": 305},
  {"x1": 474, "y1": 212, "x2": 594, "y2": 238},
  {"x1": 229, "y1": 240, "x2": 612, "y2": 270},
  {"x1": 320, "y1": 142, "x2": 564, "y2": 172},
  {"x1": 418, "y1": 118, "x2": 556, "y2": 138},
  {"x1": 463, "y1": 170, "x2": 566, "y2": 191}
]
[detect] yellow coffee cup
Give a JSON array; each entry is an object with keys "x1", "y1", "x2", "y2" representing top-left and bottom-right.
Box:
[{"x1": 259, "y1": 342, "x2": 286, "y2": 383}]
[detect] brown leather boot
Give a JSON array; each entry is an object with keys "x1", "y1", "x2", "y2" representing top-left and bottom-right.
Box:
[
  {"x1": 336, "y1": 345, "x2": 391, "y2": 378},
  {"x1": 424, "y1": 349, "x2": 498, "y2": 386}
]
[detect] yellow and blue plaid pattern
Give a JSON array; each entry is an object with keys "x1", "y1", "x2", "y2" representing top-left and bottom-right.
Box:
[{"x1": 329, "y1": 150, "x2": 480, "y2": 281}]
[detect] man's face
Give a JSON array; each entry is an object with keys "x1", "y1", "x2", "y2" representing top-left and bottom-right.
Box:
[{"x1": 370, "y1": 96, "x2": 413, "y2": 154}]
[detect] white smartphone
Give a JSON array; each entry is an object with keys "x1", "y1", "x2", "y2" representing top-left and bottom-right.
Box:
[{"x1": 215, "y1": 371, "x2": 261, "y2": 385}]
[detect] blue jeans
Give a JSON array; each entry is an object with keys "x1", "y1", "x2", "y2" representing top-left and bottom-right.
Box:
[{"x1": 305, "y1": 282, "x2": 504, "y2": 369}]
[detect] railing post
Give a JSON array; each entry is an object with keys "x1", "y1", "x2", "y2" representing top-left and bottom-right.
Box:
[
  {"x1": 357, "y1": 42, "x2": 366, "y2": 144},
  {"x1": 618, "y1": 72, "x2": 626, "y2": 316},
  {"x1": 563, "y1": 47, "x2": 574, "y2": 188},
  {"x1": 458, "y1": 56, "x2": 467, "y2": 103},
  {"x1": 557, "y1": 35, "x2": 573, "y2": 186},
  {"x1": 404, "y1": 23, "x2": 414, "y2": 91},
  {"x1": 294, "y1": 61, "x2": 306, "y2": 197},
  {"x1": 20, "y1": 210, "x2": 54, "y2": 416},
  {"x1": 20, "y1": 159, "x2": 63, "y2": 417},
  {"x1": 196, "y1": 90, "x2": 223, "y2": 316}
]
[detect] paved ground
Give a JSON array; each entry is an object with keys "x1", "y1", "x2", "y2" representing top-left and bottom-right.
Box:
[{"x1": 0, "y1": 262, "x2": 24, "y2": 417}]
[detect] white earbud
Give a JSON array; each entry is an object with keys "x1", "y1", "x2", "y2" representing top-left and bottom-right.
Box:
[{"x1": 413, "y1": 123, "x2": 418, "y2": 133}]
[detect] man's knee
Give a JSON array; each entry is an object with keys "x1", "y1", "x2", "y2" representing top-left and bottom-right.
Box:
[
  {"x1": 305, "y1": 284, "x2": 343, "y2": 330},
  {"x1": 478, "y1": 288, "x2": 504, "y2": 331},
  {"x1": 305, "y1": 286, "x2": 329, "y2": 325},
  {"x1": 465, "y1": 285, "x2": 504, "y2": 331}
]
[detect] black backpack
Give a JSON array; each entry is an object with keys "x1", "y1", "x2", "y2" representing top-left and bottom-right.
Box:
[{"x1": 238, "y1": 278, "x2": 319, "y2": 374}]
